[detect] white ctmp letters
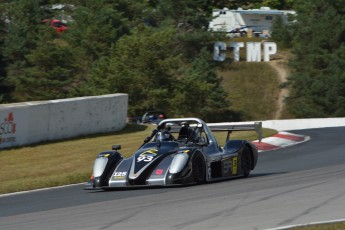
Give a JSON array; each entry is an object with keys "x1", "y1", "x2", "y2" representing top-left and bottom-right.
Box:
[{"x1": 213, "y1": 41, "x2": 277, "y2": 62}]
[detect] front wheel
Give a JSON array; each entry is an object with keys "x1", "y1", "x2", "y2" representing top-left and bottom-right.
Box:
[
  {"x1": 241, "y1": 145, "x2": 252, "y2": 178},
  {"x1": 192, "y1": 152, "x2": 206, "y2": 184}
]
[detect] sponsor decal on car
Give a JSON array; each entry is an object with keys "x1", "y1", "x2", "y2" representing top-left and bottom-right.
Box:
[
  {"x1": 232, "y1": 157, "x2": 238, "y2": 175},
  {"x1": 155, "y1": 169, "x2": 164, "y2": 175},
  {"x1": 223, "y1": 159, "x2": 231, "y2": 174},
  {"x1": 113, "y1": 172, "x2": 127, "y2": 179}
]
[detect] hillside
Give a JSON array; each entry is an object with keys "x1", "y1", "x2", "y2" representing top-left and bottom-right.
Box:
[{"x1": 218, "y1": 50, "x2": 293, "y2": 121}]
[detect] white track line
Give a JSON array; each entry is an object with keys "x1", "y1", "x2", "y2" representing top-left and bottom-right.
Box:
[{"x1": 0, "y1": 183, "x2": 85, "y2": 197}]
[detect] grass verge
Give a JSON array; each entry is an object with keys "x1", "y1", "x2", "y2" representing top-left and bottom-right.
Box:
[
  {"x1": 0, "y1": 124, "x2": 276, "y2": 194},
  {"x1": 216, "y1": 37, "x2": 293, "y2": 121},
  {"x1": 219, "y1": 62, "x2": 280, "y2": 121},
  {"x1": 288, "y1": 221, "x2": 345, "y2": 230}
]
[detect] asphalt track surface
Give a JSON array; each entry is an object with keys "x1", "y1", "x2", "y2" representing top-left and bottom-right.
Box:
[{"x1": 1, "y1": 127, "x2": 345, "y2": 230}]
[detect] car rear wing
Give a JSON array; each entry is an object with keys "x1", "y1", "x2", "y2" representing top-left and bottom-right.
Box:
[{"x1": 210, "y1": 122, "x2": 262, "y2": 143}]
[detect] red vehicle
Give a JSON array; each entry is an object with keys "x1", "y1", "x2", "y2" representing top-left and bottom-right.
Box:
[{"x1": 42, "y1": 19, "x2": 68, "y2": 33}]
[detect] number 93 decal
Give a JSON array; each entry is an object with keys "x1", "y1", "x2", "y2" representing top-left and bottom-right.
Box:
[
  {"x1": 137, "y1": 149, "x2": 158, "y2": 162},
  {"x1": 137, "y1": 155, "x2": 154, "y2": 162}
]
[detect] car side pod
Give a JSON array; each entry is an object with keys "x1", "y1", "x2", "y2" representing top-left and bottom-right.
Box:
[
  {"x1": 165, "y1": 152, "x2": 193, "y2": 185},
  {"x1": 89, "y1": 150, "x2": 123, "y2": 188},
  {"x1": 169, "y1": 153, "x2": 189, "y2": 174},
  {"x1": 93, "y1": 157, "x2": 109, "y2": 187}
]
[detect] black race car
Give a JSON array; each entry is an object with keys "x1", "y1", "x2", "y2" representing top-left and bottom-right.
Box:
[{"x1": 85, "y1": 118, "x2": 262, "y2": 189}]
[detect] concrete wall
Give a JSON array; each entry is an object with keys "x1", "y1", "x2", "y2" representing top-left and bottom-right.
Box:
[{"x1": 0, "y1": 94, "x2": 128, "y2": 149}]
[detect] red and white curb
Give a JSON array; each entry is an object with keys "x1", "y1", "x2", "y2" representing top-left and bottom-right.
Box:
[{"x1": 252, "y1": 131, "x2": 310, "y2": 152}]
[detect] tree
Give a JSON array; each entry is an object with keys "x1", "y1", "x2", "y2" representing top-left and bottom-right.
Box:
[
  {"x1": 209, "y1": 0, "x2": 262, "y2": 10},
  {"x1": 64, "y1": 0, "x2": 130, "y2": 61},
  {"x1": 271, "y1": 15, "x2": 294, "y2": 48},
  {"x1": 3, "y1": 0, "x2": 49, "y2": 61},
  {"x1": 286, "y1": 0, "x2": 345, "y2": 117},
  {"x1": 2, "y1": 0, "x2": 132, "y2": 101},
  {"x1": 2, "y1": 0, "x2": 52, "y2": 102},
  {"x1": 260, "y1": 0, "x2": 296, "y2": 9},
  {"x1": 10, "y1": 36, "x2": 82, "y2": 101},
  {"x1": 172, "y1": 48, "x2": 231, "y2": 121},
  {"x1": 87, "y1": 25, "x2": 231, "y2": 121},
  {"x1": 0, "y1": 3, "x2": 10, "y2": 102},
  {"x1": 87, "y1": 26, "x2": 182, "y2": 116},
  {"x1": 146, "y1": 0, "x2": 212, "y2": 29}
]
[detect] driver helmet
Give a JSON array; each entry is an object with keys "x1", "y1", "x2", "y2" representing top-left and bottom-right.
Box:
[
  {"x1": 181, "y1": 122, "x2": 189, "y2": 127},
  {"x1": 155, "y1": 130, "x2": 171, "y2": 142}
]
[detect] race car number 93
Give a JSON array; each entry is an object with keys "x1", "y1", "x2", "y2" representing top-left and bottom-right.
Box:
[
  {"x1": 137, "y1": 149, "x2": 158, "y2": 162},
  {"x1": 137, "y1": 155, "x2": 154, "y2": 162}
]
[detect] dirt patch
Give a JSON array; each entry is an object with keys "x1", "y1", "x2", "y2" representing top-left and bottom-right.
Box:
[{"x1": 269, "y1": 53, "x2": 290, "y2": 119}]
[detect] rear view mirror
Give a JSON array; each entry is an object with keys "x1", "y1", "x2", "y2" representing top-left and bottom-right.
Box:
[{"x1": 112, "y1": 145, "x2": 121, "y2": 150}]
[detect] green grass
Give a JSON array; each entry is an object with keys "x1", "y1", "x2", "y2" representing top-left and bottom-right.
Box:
[
  {"x1": 216, "y1": 36, "x2": 294, "y2": 121},
  {"x1": 288, "y1": 222, "x2": 345, "y2": 230},
  {"x1": 0, "y1": 124, "x2": 276, "y2": 194},
  {"x1": 219, "y1": 61, "x2": 280, "y2": 120}
]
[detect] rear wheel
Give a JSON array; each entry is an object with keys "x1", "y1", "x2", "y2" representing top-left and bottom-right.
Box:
[
  {"x1": 241, "y1": 145, "x2": 252, "y2": 178},
  {"x1": 192, "y1": 152, "x2": 206, "y2": 184}
]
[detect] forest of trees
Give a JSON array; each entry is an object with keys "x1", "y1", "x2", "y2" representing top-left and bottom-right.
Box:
[
  {"x1": 282, "y1": 0, "x2": 345, "y2": 118},
  {"x1": 1, "y1": 0, "x2": 344, "y2": 120},
  {"x1": 271, "y1": 0, "x2": 345, "y2": 118}
]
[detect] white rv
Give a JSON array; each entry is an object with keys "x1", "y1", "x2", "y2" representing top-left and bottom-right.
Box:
[{"x1": 209, "y1": 7, "x2": 295, "y2": 36}]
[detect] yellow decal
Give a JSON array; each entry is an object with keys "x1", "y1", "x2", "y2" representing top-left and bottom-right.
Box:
[
  {"x1": 103, "y1": 154, "x2": 110, "y2": 158},
  {"x1": 143, "y1": 149, "x2": 158, "y2": 155},
  {"x1": 182, "y1": 150, "x2": 190, "y2": 153},
  {"x1": 232, "y1": 157, "x2": 238, "y2": 175}
]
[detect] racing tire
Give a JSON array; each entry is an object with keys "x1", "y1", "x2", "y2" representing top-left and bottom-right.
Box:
[
  {"x1": 192, "y1": 152, "x2": 206, "y2": 184},
  {"x1": 241, "y1": 145, "x2": 252, "y2": 178}
]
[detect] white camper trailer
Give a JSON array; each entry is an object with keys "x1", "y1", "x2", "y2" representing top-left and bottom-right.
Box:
[{"x1": 209, "y1": 7, "x2": 295, "y2": 37}]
